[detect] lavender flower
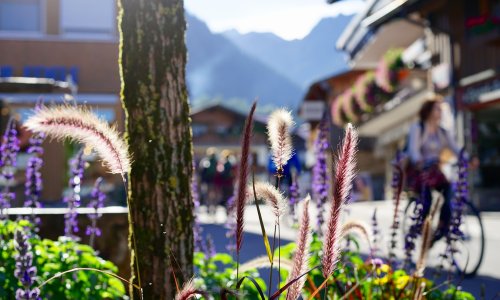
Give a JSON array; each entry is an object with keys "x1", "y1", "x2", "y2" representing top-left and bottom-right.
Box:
[
  {"x1": 64, "y1": 150, "x2": 85, "y2": 238},
  {"x1": 14, "y1": 229, "x2": 40, "y2": 300},
  {"x1": 441, "y1": 151, "x2": 469, "y2": 271},
  {"x1": 312, "y1": 118, "x2": 329, "y2": 234},
  {"x1": 86, "y1": 177, "x2": 106, "y2": 247},
  {"x1": 204, "y1": 234, "x2": 216, "y2": 259},
  {"x1": 288, "y1": 174, "x2": 300, "y2": 223},
  {"x1": 0, "y1": 119, "x2": 20, "y2": 219},
  {"x1": 192, "y1": 167, "x2": 205, "y2": 253},
  {"x1": 23, "y1": 125, "x2": 45, "y2": 230},
  {"x1": 371, "y1": 209, "x2": 379, "y2": 256},
  {"x1": 389, "y1": 152, "x2": 403, "y2": 262},
  {"x1": 404, "y1": 192, "x2": 425, "y2": 269},
  {"x1": 224, "y1": 195, "x2": 236, "y2": 253}
]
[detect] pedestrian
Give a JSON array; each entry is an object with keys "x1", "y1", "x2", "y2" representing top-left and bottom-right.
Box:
[
  {"x1": 199, "y1": 147, "x2": 218, "y2": 215},
  {"x1": 405, "y1": 95, "x2": 478, "y2": 238}
]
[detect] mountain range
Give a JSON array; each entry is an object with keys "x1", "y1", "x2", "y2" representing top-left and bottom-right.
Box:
[{"x1": 185, "y1": 13, "x2": 351, "y2": 111}]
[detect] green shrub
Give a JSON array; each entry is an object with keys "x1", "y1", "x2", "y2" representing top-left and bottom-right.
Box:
[{"x1": 0, "y1": 220, "x2": 126, "y2": 299}]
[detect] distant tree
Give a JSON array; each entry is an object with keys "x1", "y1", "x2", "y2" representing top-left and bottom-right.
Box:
[{"x1": 118, "y1": 0, "x2": 193, "y2": 299}]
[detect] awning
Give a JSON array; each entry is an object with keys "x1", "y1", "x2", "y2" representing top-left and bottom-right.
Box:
[
  {"x1": 352, "y1": 20, "x2": 424, "y2": 69},
  {"x1": 358, "y1": 89, "x2": 429, "y2": 136}
]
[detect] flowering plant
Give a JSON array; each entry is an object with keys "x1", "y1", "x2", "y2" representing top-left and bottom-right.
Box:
[{"x1": 0, "y1": 220, "x2": 126, "y2": 299}]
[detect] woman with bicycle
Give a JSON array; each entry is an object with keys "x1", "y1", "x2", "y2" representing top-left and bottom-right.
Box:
[{"x1": 406, "y1": 96, "x2": 478, "y2": 240}]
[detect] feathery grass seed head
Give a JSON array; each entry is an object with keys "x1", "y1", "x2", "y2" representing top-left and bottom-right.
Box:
[
  {"x1": 251, "y1": 181, "x2": 287, "y2": 222},
  {"x1": 267, "y1": 109, "x2": 294, "y2": 174},
  {"x1": 24, "y1": 105, "x2": 130, "y2": 175}
]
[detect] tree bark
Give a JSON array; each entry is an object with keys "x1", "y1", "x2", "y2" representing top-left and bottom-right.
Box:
[{"x1": 118, "y1": 1, "x2": 193, "y2": 299}]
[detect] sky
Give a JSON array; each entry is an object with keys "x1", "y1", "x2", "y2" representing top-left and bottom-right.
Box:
[{"x1": 184, "y1": 0, "x2": 364, "y2": 40}]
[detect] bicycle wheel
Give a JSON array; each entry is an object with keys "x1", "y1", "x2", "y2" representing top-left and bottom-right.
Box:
[
  {"x1": 450, "y1": 201, "x2": 485, "y2": 278},
  {"x1": 401, "y1": 196, "x2": 456, "y2": 273}
]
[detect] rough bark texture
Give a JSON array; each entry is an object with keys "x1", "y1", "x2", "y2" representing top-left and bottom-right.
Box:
[{"x1": 118, "y1": 1, "x2": 194, "y2": 299}]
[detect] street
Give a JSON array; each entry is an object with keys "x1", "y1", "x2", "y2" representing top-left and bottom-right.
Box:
[{"x1": 199, "y1": 200, "x2": 500, "y2": 298}]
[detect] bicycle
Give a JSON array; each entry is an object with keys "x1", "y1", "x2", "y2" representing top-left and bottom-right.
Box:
[{"x1": 401, "y1": 156, "x2": 485, "y2": 278}]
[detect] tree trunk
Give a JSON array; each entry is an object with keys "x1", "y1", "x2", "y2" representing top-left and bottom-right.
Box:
[{"x1": 118, "y1": 0, "x2": 193, "y2": 299}]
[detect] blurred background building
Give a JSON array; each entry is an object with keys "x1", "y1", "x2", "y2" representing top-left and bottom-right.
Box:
[
  {"x1": 302, "y1": 0, "x2": 500, "y2": 209},
  {"x1": 0, "y1": 0, "x2": 122, "y2": 203}
]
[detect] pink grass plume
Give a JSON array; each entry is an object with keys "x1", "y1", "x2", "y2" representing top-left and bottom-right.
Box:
[
  {"x1": 174, "y1": 279, "x2": 205, "y2": 300},
  {"x1": 322, "y1": 123, "x2": 358, "y2": 278},
  {"x1": 251, "y1": 181, "x2": 287, "y2": 223},
  {"x1": 286, "y1": 196, "x2": 311, "y2": 300},
  {"x1": 235, "y1": 102, "x2": 257, "y2": 254},
  {"x1": 24, "y1": 105, "x2": 130, "y2": 176}
]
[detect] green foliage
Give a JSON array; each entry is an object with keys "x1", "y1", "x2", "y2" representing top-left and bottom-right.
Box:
[
  {"x1": 193, "y1": 251, "x2": 267, "y2": 299},
  {"x1": 274, "y1": 233, "x2": 475, "y2": 300},
  {"x1": 0, "y1": 220, "x2": 126, "y2": 299}
]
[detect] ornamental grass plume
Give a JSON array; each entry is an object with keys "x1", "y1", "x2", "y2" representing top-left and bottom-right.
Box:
[
  {"x1": 174, "y1": 279, "x2": 205, "y2": 300},
  {"x1": 322, "y1": 124, "x2": 358, "y2": 278},
  {"x1": 24, "y1": 105, "x2": 130, "y2": 176},
  {"x1": 251, "y1": 181, "x2": 287, "y2": 223},
  {"x1": 415, "y1": 217, "x2": 433, "y2": 277},
  {"x1": 235, "y1": 102, "x2": 256, "y2": 255},
  {"x1": 286, "y1": 196, "x2": 311, "y2": 300},
  {"x1": 267, "y1": 109, "x2": 294, "y2": 175},
  {"x1": 340, "y1": 219, "x2": 373, "y2": 254}
]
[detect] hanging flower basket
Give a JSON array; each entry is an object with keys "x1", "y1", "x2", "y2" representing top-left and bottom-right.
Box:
[
  {"x1": 375, "y1": 48, "x2": 405, "y2": 93},
  {"x1": 331, "y1": 94, "x2": 348, "y2": 126},
  {"x1": 354, "y1": 72, "x2": 377, "y2": 112},
  {"x1": 341, "y1": 89, "x2": 360, "y2": 123}
]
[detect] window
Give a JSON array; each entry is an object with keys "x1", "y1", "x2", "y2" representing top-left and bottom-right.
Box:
[
  {"x1": 192, "y1": 124, "x2": 208, "y2": 137},
  {"x1": 0, "y1": 0, "x2": 41, "y2": 32},
  {"x1": 60, "y1": 0, "x2": 115, "y2": 37}
]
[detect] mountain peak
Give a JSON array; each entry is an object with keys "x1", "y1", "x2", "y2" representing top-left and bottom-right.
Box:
[{"x1": 224, "y1": 14, "x2": 352, "y2": 89}]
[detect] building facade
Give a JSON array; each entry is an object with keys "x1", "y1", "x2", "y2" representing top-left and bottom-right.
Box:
[
  {"x1": 323, "y1": 0, "x2": 500, "y2": 208},
  {"x1": 0, "y1": 0, "x2": 122, "y2": 202}
]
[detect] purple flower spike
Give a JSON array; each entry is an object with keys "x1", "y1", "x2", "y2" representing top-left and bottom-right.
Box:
[
  {"x1": 24, "y1": 106, "x2": 46, "y2": 230},
  {"x1": 205, "y1": 234, "x2": 216, "y2": 259},
  {"x1": 288, "y1": 174, "x2": 300, "y2": 223},
  {"x1": 86, "y1": 177, "x2": 106, "y2": 247},
  {"x1": 224, "y1": 195, "x2": 236, "y2": 253},
  {"x1": 64, "y1": 150, "x2": 85, "y2": 239},
  {"x1": 191, "y1": 164, "x2": 205, "y2": 253},
  {"x1": 371, "y1": 208, "x2": 379, "y2": 256},
  {"x1": 0, "y1": 118, "x2": 20, "y2": 219},
  {"x1": 14, "y1": 229, "x2": 40, "y2": 300},
  {"x1": 440, "y1": 150, "x2": 469, "y2": 271},
  {"x1": 312, "y1": 118, "x2": 329, "y2": 235}
]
